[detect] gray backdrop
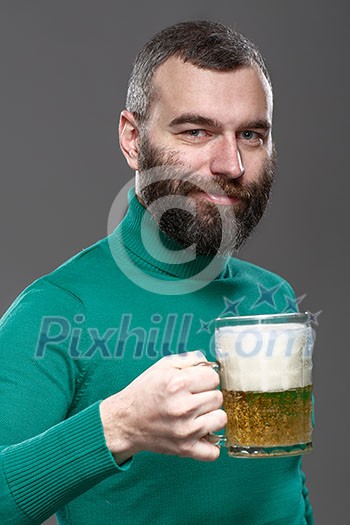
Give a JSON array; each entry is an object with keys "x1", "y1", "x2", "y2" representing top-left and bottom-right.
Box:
[{"x1": 1, "y1": 1, "x2": 348, "y2": 524}]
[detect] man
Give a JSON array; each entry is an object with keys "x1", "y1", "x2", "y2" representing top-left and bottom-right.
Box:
[{"x1": 0, "y1": 21, "x2": 313, "y2": 524}]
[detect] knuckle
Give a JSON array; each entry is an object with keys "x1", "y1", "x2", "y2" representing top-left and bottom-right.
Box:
[
  {"x1": 178, "y1": 439, "x2": 195, "y2": 456},
  {"x1": 173, "y1": 423, "x2": 190, "y2": 440},
  {"x1": 165, "y1": 394, "x2": 195, "y2": 419},
  {"x1": 168, "y1": 402, "x2": 188, "y2": 419},
  {"x1": 166, "y1": 374, "x2": 187, "y2": 395}
]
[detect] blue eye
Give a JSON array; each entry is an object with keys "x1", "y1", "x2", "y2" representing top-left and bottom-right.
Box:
[{"x1": 241, "y1": 130, "x2": 257, "y2": 140}]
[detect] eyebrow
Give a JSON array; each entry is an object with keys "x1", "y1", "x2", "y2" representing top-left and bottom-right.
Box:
[
  {"x1": 168, "y1": 113, "x2": 221, "y2": 128},
  {"x1": 241, "y1": 119, "x2": 272, "y2": 132},
  {"x1": 168, "y1": 113, "x2": 271, "y2": 132}
]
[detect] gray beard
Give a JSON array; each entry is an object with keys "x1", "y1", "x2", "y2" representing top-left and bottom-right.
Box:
[{"x1": 136, "y1": 134, "x2": 276, "y2": 256}]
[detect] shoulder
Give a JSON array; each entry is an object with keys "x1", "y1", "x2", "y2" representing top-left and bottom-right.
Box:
[
  {"x1": 42, "y1": 235, "x2": 114, "y2": 296},
  {"x1": 233, "y1": 257, "x2": 294, "y2": 289},
  {"x1": 16, "y1": 235, "x2": 114, "y2": 312},
  {"x1": 1, "y1": 235, "x2": 113, "y2": 329},
  {"x1": 226, "y1": 257, "x2": 298, "y2": 314}
]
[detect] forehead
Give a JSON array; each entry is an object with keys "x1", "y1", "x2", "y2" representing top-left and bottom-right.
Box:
[{"x1": 149, "y1": 56, "x2": 273, "y2": 125}]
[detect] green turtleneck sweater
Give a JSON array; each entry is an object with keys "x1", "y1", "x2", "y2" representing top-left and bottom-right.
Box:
[{"x1": 0, "y1": 187, "x2": 313, "y2": 524}]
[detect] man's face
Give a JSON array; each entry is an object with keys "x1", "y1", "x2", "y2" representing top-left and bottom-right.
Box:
[{"x1": 135, "y1": 57, "x2": 275, "y2": 255}]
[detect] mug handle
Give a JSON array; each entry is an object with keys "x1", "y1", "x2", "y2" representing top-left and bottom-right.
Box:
[
  {"x1": 192, "y1": 361, "x2": 227, "y2": 448},
  {"x1": 205, "y1": 433, "x2": 227, "y2": 446}
]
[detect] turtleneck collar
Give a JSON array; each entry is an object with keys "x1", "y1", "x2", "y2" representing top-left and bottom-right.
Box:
[{"x1": 111, "y1": 186, "x2": 231, "y2": 282}]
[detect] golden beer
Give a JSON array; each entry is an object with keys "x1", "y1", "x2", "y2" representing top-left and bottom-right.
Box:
[{"x1": 223, "y1": 385, "x2": 313, "y2": 448}]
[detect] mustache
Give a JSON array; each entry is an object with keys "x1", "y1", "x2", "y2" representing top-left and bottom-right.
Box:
[
  {"x1": 195, "y1": 180, "x2": 254, "y2": 201},
  {"x1": 140, "y1": 170, "x2": 254, "y2": 203}
]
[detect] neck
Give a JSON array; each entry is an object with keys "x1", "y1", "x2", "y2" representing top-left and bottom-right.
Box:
[{"x1": 111, "y1": 186, "x2": 230, "y2": 282}]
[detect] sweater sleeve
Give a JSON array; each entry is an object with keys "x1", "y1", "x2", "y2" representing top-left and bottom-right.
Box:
[{"x1": 0, "y1": 281, "x2": 131, "y2": 524}]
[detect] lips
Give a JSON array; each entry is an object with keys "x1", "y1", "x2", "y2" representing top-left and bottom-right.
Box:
[{"x1": 202, "y1": 192, "x2": 240, "y2": 205}]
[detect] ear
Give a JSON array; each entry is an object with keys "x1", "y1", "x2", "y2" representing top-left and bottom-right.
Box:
[{"x1": 118, "y1": 110, "x2": 140, "y2": 170}]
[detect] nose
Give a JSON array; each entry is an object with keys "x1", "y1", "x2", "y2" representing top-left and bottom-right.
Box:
[{"x1": 210, "y1": 136, "x2": 245, "y2": 179}]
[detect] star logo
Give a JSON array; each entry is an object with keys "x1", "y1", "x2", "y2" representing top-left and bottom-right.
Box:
[
  {"x1": 282, "y1": 293, "x2": 307, "y2": 313},
  {"x1": 296, "y1": 293, "x2": 307, "y2": 306},
  {"x1": 197, "y1": 319, "x2": 212, "y2": 334},
  {"x1": 307, "y1": 310, "x2": 322, "y2": 326},
  {"x1": 252, "y1": 283, "x2": 283, "y2": 309},
  {"x1": 220, "y1": 296, "x2": 245, "y2": 317}
]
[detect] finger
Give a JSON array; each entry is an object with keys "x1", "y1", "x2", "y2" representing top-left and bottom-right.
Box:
[
  {"x1": 157, "y1": 351, "x2": 207, "y2": 370},
  {"x1": 193, "y1": 409, "x2": 228, "y2": 438},
  {"x1": 180, "y1": 438, "x2": 221, "y2": 462},
  {"x1": 190, "y1": 390, "x2": 224, "y2": 417},
  {"x1": 180, "y1": 365, "x2": 220, "y2": 393}
]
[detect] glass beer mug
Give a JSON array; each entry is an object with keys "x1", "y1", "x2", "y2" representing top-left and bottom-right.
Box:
[{"x1": 211, "y1": 312, "x2": 315, "y2": 458}]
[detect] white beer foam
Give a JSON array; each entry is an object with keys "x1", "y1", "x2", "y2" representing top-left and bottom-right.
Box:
[{"x1": 215, "y1": 323, "x2": 313, "y2": 392}]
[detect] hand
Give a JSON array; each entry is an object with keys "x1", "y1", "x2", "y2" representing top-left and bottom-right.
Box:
[{"x1": 100, "y1": 351, "x2": 227, "y2": 464}]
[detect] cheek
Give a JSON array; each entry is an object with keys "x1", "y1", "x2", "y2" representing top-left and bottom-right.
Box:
[
  {"x1": 177, "y1": 148, "x2": 212, "y2": 172},
  {"x1": 242, "y1": 151, "x2": 269, "y2": 177},
  {"x1": 149, "y1": 130, "x2": 208, "y2": 171}
]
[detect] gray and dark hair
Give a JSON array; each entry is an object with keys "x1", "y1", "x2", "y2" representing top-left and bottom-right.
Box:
[{"x1": 126, "y1": 20, "x2": 271, "y2": 126}]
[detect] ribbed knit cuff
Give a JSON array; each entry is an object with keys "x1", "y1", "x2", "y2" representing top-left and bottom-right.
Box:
[{"x1": 2, "y1": 401, "x2": 132, "y2": 523}]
